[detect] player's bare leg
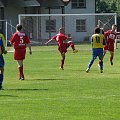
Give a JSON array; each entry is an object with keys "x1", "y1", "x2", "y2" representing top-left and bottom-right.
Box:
[
  {"x1": 110, "y1": 51, "x2": 114, "y2": 66},
  {"x1": 59, "y1": 53, "x2": 65, "y2": 70},
  {"x1": 17, "y1": 60, "x2": 24, "y2": 80},
  {"x1": 67, "y1": 41, "x2": 78, "y2": 53}
]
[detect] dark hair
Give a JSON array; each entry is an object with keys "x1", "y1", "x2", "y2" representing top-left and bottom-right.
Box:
[
  {"x1": 16, "y1": 24, "x2": 22, "y2": 31},
  {"x1": 94, "y1": 27, "x2": 100, "y2": 34}
]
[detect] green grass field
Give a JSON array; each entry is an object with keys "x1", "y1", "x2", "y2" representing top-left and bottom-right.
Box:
[{"x1": 0, "y1": 44, "x2": 120, "y2": 120}]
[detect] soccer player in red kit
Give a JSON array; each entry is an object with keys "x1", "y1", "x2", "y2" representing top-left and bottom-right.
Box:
[
  {"x1": 45, "y1": 27, "x2": 78, "y2": 70},
  {"x1": 10, "y1": 24, "x2": 32, "y2": 80},
  {"x1": 103, "y1": 24, "x2": 117, "y2": 65}
]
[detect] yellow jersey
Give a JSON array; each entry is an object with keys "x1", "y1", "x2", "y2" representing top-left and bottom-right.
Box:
[
  {"x1": 0, "y1": 33, "x2": 6, "y2": 47},
  {"x1": 91, "y1": 34, "x2": 105, "y2": 48}
]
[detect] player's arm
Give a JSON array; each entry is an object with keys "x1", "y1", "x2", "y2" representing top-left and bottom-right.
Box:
[
  {"x1": 102, "y1": 35, "x2": 106, "y2": 46},
  {"x1": 26, "y1": 44, "x2": 32, "y2": 55},
  {"x1": 45, "y1": 38, "x2": 56, "y2": 45},
  {"x1": 24, "y1": 34, "x2": 32, "y2": 55},
  {"x1": 45, "y1": 35, "x2": 57, "y2": 45},
  {"x1": 45, "y1": 39, "x2": 53, "y2": 45},
  {"x1": 9, "y1": 36, "x2": 14, "y2": 46},
  {"x1": 115, "y1": 33, "x2": 117, "y2": 40},
  {"x1": 67, "y1": 37, "x2": 72, "y2": 41},
  {"x1": 61, "y1": 35, "x2": 71, "y2": 42},
  {"x1": 104, "y1": 32, "x2": 109, "y2": 45},
  {"x1": 1, "y1": 46, "x2": 7, "y2": 54},
  {"x1": 104, "y1": 32, "x2": 107, "y2": 39}
]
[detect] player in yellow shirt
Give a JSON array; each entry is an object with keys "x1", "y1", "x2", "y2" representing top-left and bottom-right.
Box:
[
  {"x1": 0, "y1": 33, "x2": 7, "y2": 54},
  {"x1": 0, "y1": 33, "x2": 7, "y2": 90},
  {"x1": 86, "y1": 27, "x2": 106, "y2": 73}
]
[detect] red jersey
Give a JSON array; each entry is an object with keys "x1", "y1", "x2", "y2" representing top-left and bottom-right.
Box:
[
  {"x1": 52, "y1": 33, "x2": 68, "y2": 47},
  {"x1": 52, "y1": 33, "x2": 69, "y2": 53},
  {"x1": 10, "y1": 32, "x2": 30, "y2": 49},
  {"x1": 104, "y1": 30, "x2": 117, "y2": 45}
]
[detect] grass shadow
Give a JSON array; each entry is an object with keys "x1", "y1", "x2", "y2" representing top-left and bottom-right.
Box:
[
  {"x1": 0, "y1": 94, "x2": 18, "y2": 97},
  {"x1": 27, "y1": 78, "x2": 66, "y2": 81},
  {"x1": 4, "y1": 88, "x2": 48, "y2": 91}
]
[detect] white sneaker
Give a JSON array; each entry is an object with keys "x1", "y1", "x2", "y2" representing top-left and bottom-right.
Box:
[
  {"x1": 59, "y1": 67, "x2": 64, "y2": 70},
  {"x1": 86, "y1": 68, "x2": 90, "y2": 73}
]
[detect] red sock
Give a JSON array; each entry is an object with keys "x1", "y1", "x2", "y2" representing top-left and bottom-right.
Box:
[
  {"x1": 70, "y1": 43, "x2": 75, "y2": 50},
  {"x1": 18, "y1": 66, "x2": 24, "y2": 78},
  {"x1": 61, "y1": 59, "x2": 64, "y2": 68},
  {"x1": 110, "y1": 56, "x2": 113, "y2": 62}
]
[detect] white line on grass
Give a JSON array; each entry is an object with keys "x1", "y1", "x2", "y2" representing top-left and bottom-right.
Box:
[{"x1": 0, "y1": 94, "x2": 118, "y2": 102}]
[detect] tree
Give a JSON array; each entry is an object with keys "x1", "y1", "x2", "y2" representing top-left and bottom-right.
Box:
[
  {"x1": 96, "y1": 0, "x2": 110, "y2": 13},
  {"x1": 96, "y1": 0, "x2": 120, "y2": 31},
  {"x1": 96, "y1": 0, "x2": 117, "y2": 13}
]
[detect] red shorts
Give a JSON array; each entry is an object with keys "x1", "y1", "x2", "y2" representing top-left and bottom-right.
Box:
[
  {"x1": 14, "y1": 49, "x2": 26, "y2": 60},
  {"x1": 58, "y1": 43, "x2": 69, "y2": 54},
  {"x1": 104, "y1": 44, "x2": 114, "y2": 52}
]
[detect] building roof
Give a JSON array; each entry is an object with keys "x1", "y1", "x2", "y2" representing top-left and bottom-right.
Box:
[
  {"x1": 37, "y1": 0, "x2": 64, "y2": 7},
  {"x1": 0, "y1": 0, "x2": 65, "y2": 7},
  {"x1": 1, "y1": 0, "x2": 40, "y2": 7},
  {"x1": 22, "y1": 0, "x2": 40, "y2": 7}
]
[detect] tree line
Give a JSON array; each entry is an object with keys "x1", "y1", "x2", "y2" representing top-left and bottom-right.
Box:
[{"x1": 96, "y1": 0, "x2": 120, "y2": 31}]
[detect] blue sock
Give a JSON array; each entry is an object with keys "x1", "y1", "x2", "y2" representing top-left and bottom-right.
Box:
[
  {"x1": 0, "y1": 74, "x2": 3, "y2": 87},
  {"x1": 99, "y1": 61, "x2": 103, "y2": 70}
]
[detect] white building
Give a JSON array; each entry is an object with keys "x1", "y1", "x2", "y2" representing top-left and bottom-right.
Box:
[{"x1": 1, "y1": 0, "x2": 115, "y2": 44}]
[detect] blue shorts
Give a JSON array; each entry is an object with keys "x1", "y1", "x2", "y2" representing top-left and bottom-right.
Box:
[
  {"x1": 92, "y1": 48, "x2": 103, "y2": 60},
  {"x1": 0, "y1": 55, "x2": 4, "y2": 68}
]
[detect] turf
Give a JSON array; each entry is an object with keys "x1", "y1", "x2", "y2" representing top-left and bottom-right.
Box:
[{"x1": 0, "y1": 44, "x2": 120, "y2": 120}]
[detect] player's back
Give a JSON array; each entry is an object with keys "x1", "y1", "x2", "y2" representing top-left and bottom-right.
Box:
[
  {"x1": 10, "y1": 32, "x2": 30, "y2": 49},
  {"x1": 92, "y1": 34, "x2": 104, "y2": 48}
]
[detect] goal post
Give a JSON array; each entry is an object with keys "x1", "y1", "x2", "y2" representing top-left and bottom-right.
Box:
[
  {"x1": 0, "y1": 20, "x2": 16, "y2": 47},
  {"x1": 18, "y1": 13, "x2": 117, "y2": 45}
]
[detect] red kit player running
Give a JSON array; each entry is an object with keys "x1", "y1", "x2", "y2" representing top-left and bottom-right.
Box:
[
  {"x1": 103, "y1": 24, "x2": 117, "y2": 65},
  {"x1": 45, "y1": 27, "x2": 78, "y2": 70},
  {"x1": 10, "y1": 24, "x2": 32, "y2": 80}
]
